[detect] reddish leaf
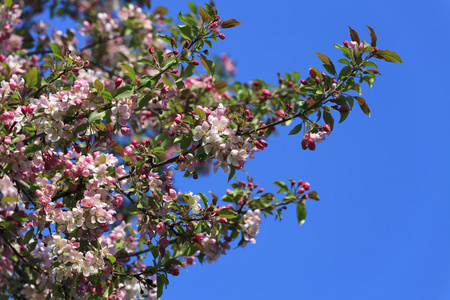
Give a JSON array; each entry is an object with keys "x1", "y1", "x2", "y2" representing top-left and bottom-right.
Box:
[
  {"x1": 348, "y1": 25, "x2": 360, "y2": 44},
  {"x1": 366, "y1": 25, "x2": 377, "y2": 47},
  {"x1": 221, "y1": 19, "x2": 241, "y2": 29},
  {"x1": 354, "y1": 96, "x2": 371, "y2": 117}
]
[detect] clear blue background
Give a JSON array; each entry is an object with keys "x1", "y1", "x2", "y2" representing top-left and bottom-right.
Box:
[
  {"x1": 159, "y1": 1, "x2": 450, "y2": 300},
  {"x1": 49, "y1": 0, "x2": 450, "y2": 299}
]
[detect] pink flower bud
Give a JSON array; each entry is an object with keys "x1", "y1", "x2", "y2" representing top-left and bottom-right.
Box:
[
  {"x1": 219, "y1": 33, "x2": 225, "y2": 40},
  {"x1": 343, "y1": 40, "x2": 349, "y2": 47},
  {"x1": 65, "y1": 160, "x2": 73, "y2": 169},
  {"x1": 115, "y1": 78, "x2": 123, "y2": 88},
  {"x1": 194, "y1": 233, "x2": 204, "y2": 241},
  {"x1": 4, "y1": 136, "x2": 11, "y2": 145},
  {"x1": 149, "y1": 46, "x2": 155, "y2": 53},
  {"x1": 309, "y1": 68, "x2": 317, "y2": 78},
  {"x1": 298, "y1": 187, "x2": 305, "y2": 194},
  {"x1": 41, "y1": 199, "x2": 48, "y2": 207},
  {"x1": 156, "y1": 222, "x2": 167, "y2": 234},
  {"x1": 121, "y1": 126, "x2": 132, "y2": 136},
  {"x1": 300, "y1": 79, "x2": 307, "y2": 85},
  {"x1": 124, "y1": 146, "x2": 134, "y2": 156},
  {"x1": 302, "y1": 182, "x2": 310, "y2": 190},
  {"x1": 74, "y1": 99, "x2": 83, "y2": 107},
  {"x1": 192, "y1": 60, "x2": 200, "y2": 66},
  {"x1": 322, "y1": 124, "x2": 331, "y2": 133},
  {"x1": 27, "y1": 104, "x2": 36, "y2": 114},
  {"x1": 258, "y1": 188, "x2": 264, "y2": 193},
  {"x1": 219, "y1": 217, "x2": 228, "y2": 223}
]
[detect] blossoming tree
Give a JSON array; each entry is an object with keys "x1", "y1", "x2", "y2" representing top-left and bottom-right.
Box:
[{"x1": 0, "y1": 0, "x2": 402, "y2": 299}]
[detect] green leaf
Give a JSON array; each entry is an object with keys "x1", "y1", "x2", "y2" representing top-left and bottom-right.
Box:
[
  {"x1": 25, "y1": 67, "x2": 39, "y2": 89},
  {"x1": 337, "y1": 58, "x2": 350, "y2": 65},
  {"x1": 137, "y1": 58, "x2": 155, "y2": 66},
  {"x1": 153, "y1": 6, "x2": 168, "y2": 15},
  {"x1": 339, "y1": 110, "x2": 349, "y2": 123},
  {"x1": 24, "y1": 227, "x2": 34, "y2": 244},
  {"x1": 314, "y1": 52, "x2": 331, "y2": 65},
  {"x1": 214, "y1": 81, "x2": 228, "y2": 93},
  {"x1": 162, "y1": 57, "x2": 177, "y2": 71},
  {"x1": 88, "y1": 110, "x2": 106, "y2": 124},
  {"x1": 374, "y1": 49, "x2": 404, "y2": 63},
  {"x1": 155, "y1": 50, "x2": 164, "y2": 65},
  {"x1": 322, "y1": 109, "x2": 334, "y2": 131},
  {"x1": 363, "y1": 61, "x2": 378, "y2": 69},
  {"x1": 199, "y1": 5, "x2": 209, "y2": 21},
  {"x1": 204, "y1": 3, "x2": 218, "y2": 17},
  {"x1": 354, "y1": 96, "x2": 371, "y2": 117},
  {"x1": 183, "y1": 63, "x2": 195, "y2": 78},
  {"x1": 4, "y1": 0, "x2": 12, "y2": 8},
  {"x1": 288, "y1": 123, "x2": 302, "y2": 135},
  {"x1": 73, "y1": 123, "x2": 89, "y2": 135},
  {"x1": 188, "y1": 2, "x2": 198, "y2": 14},
  {"x1": 120, "y1": 64, "x2": 136, "y2": 83},
  {"x1": 308, "y1": 191, "x2": 320, "y2": 201},
  {"x1": 219, "y1": 208, "x2": 238, "y2": 219},
  {"x1": 156, "y1": 34, "x2": 173, "y2": 45},
  {"x1": 24, "y1": 143, "x2": 41, "y2": 155},
  {"x1": 178, "y1": 11, "x2": 195, "y2": 26},
  {"x1": 228, "y1": 165, "x2": 236, "y2": 182},
  {"x1": 1, "y1": 197, "x2": 22, "y2": 202},
  {"x1": 198, "y1": 192, "x2": 209, "y2": 207},
  {"x1": 366, "y1": 25, "x2": 377, "y2": 47},
  {"x1": 273, "y1": 180, "x2": 289, "y2": 193},
  {"x1": 296, "y1": 203, "x2": 307, "y2": 225},
  {"x1": 94, "y1": 79, "x2": 103, "y2": 92},
  {"x1": 200, "y1": 54, "x2": 215, "y2": 76},
  {"x1": 323, "y1": 63, "x2": 336, "y2": 76},
  {"x1": 106, "y1": 254, "x2": 116, "y2": 264},
  {"x1": 49, "y1": 43, "x2": 62, "y2": 58},
  {"x1": 348, "y1": 25, "x2": 360, "y2": 44},
  {"x1": 114, "y1": 85, "x2": 133, "y2": 99},
  {"x1": 221, "y1": 19, "x2": 241, "y2": 29},
  {"x1": 193, "y1": 108, "x2": 205, "y2": 119},
  {"x1": 361, "y1": 39, "x2": 375, "y2": 53},
  {"x1": 177, "y1": 25, "x2": 194, "y2": 41},
  {"x1": 338, "y1": 65, "x2": 352, "y2": 80}
]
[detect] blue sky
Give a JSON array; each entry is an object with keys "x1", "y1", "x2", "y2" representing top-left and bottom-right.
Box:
[
  {"x1": 45, "y1": 0, "x2": 450, "y2": 299},
  {"x1": 158, "y1": 1, "x2": 450, "y2": 300}
]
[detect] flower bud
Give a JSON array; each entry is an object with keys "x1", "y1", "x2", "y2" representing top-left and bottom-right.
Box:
[
  {"x1": 121, "y1": 126, "x2": 132, "y2": 135},
  {"x1": 309, "y1": 68, "x2": 317, "y2": 78},
  {"x1": 192, "y1": 60, "x2": 200, "y2": 66},
  {"x1": 115, "y1": 78, "x2": 123, "y2": 88}
]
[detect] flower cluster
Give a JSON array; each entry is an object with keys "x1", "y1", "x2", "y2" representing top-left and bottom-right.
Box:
[{"x1": 301, "y1": 124, "x2": 331, "y2": 150}]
